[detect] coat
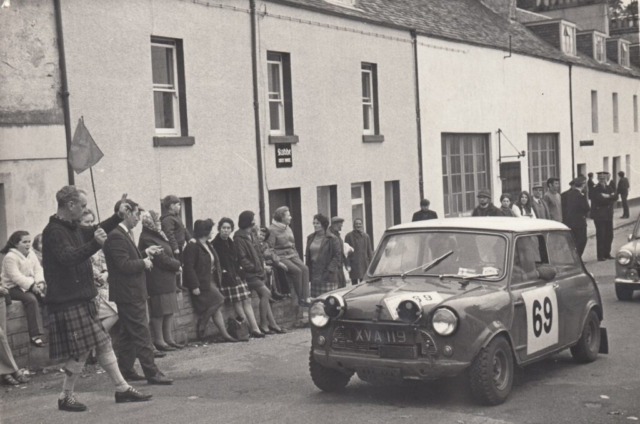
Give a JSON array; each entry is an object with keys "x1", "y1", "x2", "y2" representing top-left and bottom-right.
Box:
[
  {"x1": 590, "y1": 183, "x2": 618, "y2": 221},
  {"x1": 138, "y1": 227, "x2": 181, "y2": 297},
  {"x1": 234, "y1": 229, "x2": 265, "y2": 281},
  {"x1": 103, "y1": 225, "x2": 147, "y2": 304},
  {"x1": 161, "y1": 213, "x2": 192, "y2": 253},
  {"x1": 267, "y1": 221, "x2": 299, "y2": 260},
  {"x1": 411, "y1": 210, "x2": 438, "y2": 222},
  {"x1": 543, "y1": 192, "x2": 563, "y2": 222},
  {"x1": 0, "y1": 249, "x2": 44, "y2": 292},
  {"x1": 211, "y1": 234, "x2": 242, "y2": 288},
  {"x1": 617, "y1": 177, "x2": 630, "y2": 195},
  {"x1": 562, "y1": 188, "x2": 590, "y2": 229},
  {"x1": 531, "y1": 198, "x2": 550, "y2": 220},
  {"x1": 182, "y1": 241, "x2": 222, "y2": 291},
  {"x1": 344, "y1": 230, "x2": 373, "y2": 280},
  {"x1": 472, "y1": 203, "x2": 500, "y2": 217},
  {"x1": 327, "y1": 227, "x2": 347, "y2": 287},
  {"x1": 305, "y1": 231, "x2": 341, "y2": 295}
]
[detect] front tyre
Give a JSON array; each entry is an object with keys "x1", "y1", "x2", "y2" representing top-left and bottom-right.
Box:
[
  {"x1": 615, "y1": 284, "x2": 634, "y2": 301},
  {"x1": 469, "y1": 335, "x2": 514, "y2": 405},
  {"x1": 309, "y1": 348, "x2": 352, "y2": 392},
  {"x1": 570, "y1": 310, "x2": 600, "y2": 363}
]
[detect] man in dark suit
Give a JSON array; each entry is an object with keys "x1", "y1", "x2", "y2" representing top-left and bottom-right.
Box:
[
  {"x1": 617, "y1": 171, "x2": 630, "y2": 219},
  {"x1": 591, "y1": 172, "x2": 618, "y2": 261},
  {"x1": 531, "y1": 185, "x2": 550, "y2": 220},
  {"x1": 412, "y1": 199, "x2": 438, "y2": 221},
  {"x1": 562, "y1": 177, "x2": 590, "y2": 257},
  {"x1": 103, "y1": 199, "x2": 173, "y2": 385}
]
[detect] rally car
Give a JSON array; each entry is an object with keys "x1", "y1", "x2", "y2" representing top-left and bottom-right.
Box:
[
  {"x1": 309, "y1": 218, "x2": 607, "y2": 405},
  {"x1": 615, "y1": 212, "x2": 640, "y2": 300}
]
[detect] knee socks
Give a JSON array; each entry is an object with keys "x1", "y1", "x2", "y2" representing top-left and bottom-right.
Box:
[
  {"x1": 60, "y1": 351, "x2": 90, "y2": 399},
  {"x1": 95, "y1": 345, "x2": 130, "y2": 393}
]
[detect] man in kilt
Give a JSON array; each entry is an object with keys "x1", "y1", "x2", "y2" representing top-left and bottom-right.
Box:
[{"x1": 43, "y1": 186, "x2": 152, "y2": 412}]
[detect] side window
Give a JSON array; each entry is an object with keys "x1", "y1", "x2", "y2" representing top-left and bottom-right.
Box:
[
  {"x1": 547, "y1": 232, "x2": 581, "y2": 275},
  {"x1": 512, "y1": 235, "x2": 548, "y2": 284}
]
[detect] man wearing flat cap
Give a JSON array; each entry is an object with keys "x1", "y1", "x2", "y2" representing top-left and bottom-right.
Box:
[
  {"x1": 562, "y1": 177, "x2": 590, "y2": 257},
  {"x1": 412, "y1": 199, "x2": 438, "y2": 222},
  {"x1": 328, "y1": 217, "x2": 349, "y2": 288},
  {"x1": 472, "y1": 189, "x2": 500, "y2": 217},
  {"x1": 531, "y1": 185, "x2": 550, "y2": 220},
  {"x1": 591, "y1": 172, "x2": 618, "y2": 261}
]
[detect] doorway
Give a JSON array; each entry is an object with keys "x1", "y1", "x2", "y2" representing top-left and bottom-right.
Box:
[
  {"x1": 500, "y1": 162, "x2": 522, "y2": 203},
  {"x1": 577, "y1": 163, "x2": 587, "y2": 178},
  {"x1": 268, "y1": 188, "x2": 303, "y2": 255},
  {"x1": 613, "y1": 156, "x2": 621, "y2": 189}
]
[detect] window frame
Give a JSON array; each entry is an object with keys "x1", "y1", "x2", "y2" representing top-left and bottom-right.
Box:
[
  {"x1": 511, "y1": 234, "x2": 550, "y2": 286},
  {"x1": 561, "y1": 23, "x2": 577, "y2": 56},
  {"x1": 362, "y1": 64, "x2": 375, "y2": 136},
  {"x1": 361, "y1": 62, "x2": 382, "y2": 141},
  {"x1": 151, "y1": 39, "x2": 181, "y2": 136},
  {"x1": 620, "y1": 42, "x2": 630, "y2": 67},
  {"x1": 267, "y1": 52, "x2": 286, "y2": 136},
  {"x1": 594, "y1": 34, "x2": 606, "y2": 63}
]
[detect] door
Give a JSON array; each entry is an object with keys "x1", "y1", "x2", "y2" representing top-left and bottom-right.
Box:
[
  {"x1": 510, "y1": 234, "x2": 562, "y2": 363},
  {"x1": 500, "y1": 162, "x2": 521, "y2": 203},
  {"x1": 269, "y1": 188, "x2": 303, "y2": 255},
  {"x1": 577, "y1": 163, "x2": 587, "y2": 178},
  {"x1": 612, "y1": 156, "x2": 621, "y2": 190}
]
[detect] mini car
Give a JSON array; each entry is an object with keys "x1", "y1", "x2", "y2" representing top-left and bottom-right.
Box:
[
  {"x1": 309, "y1": 218, "x2": 608, "y2": 405},
  {"x1": 615, "y1": 213, "x2": 640, "y2": 300}
]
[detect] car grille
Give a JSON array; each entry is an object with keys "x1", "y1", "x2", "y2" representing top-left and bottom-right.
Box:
[{"x1": 419, "y1": 330, "x2": 438, "y2": 355}]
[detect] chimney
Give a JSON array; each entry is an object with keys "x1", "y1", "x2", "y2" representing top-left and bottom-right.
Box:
[{"x1": 481, "y1": 0, "x2": 517, "y2": 20}]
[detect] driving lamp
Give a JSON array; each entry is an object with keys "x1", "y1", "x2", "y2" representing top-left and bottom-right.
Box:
[
  {"x1": 310, "y1": 301, "x2": 330, "y2": 328},
  {"x1": 626, "y1": 268, "x2": 639, "y2": 281},
  {"x1": 432, "y1": 308, "x2": 458, "y2": 336},
  {"x1": 617, "y1": 250, "x2": 632, "y2": 266},
  {"x1": 397, "y1": 299, "x2": 422, "y2": 324},
  {"x1": 324, "y1": 295, "x2": 346, "y2": 319}
]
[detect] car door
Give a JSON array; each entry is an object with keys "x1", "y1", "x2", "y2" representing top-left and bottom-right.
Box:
[{"x1": 509, "y1": 234, "x2": 562, "y2": 363}]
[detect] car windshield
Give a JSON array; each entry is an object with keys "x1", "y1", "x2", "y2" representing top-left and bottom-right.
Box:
[{"x1": 369, "y1": 231, "x2": 507, "y2": 281}]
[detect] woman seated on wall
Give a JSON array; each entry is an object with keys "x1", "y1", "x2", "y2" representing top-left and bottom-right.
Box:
[{"x1": 0, "y1": 231, "x2": 46, "y2": 348}]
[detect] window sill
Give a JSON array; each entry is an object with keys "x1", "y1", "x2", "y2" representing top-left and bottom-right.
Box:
[
  {"x1": 362, "y1": 134, "x2": 385, "y2": 143},
  {"x1": 153, "y1": 136, "x2": 195, "y2": 147},
  {"x1": 269, "y1": 135, "x2": 299, "y2": 145}
]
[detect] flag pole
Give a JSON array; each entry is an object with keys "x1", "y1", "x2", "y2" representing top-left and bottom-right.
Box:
[{"x1": 90, "y1": 166, "x2": 101, "y2": 222}]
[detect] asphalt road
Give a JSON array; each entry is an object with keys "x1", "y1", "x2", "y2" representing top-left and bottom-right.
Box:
[{"x1": 1, "y1": 226, "x2": 639, "y2": 424}]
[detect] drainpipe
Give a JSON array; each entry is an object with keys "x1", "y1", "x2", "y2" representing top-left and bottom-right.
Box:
[
  {"x1": 569, "y1": 64, "x2": 575, "y2": 180},
  {"x1": 54, "y1": 0, "x2": 75, "y2": 185},
  {"x1": 411, "y1": 30, "x2": 425, "y2": 200},
  {"x1": 250, "y1": 0, "x2": 266, "y2": 226}
]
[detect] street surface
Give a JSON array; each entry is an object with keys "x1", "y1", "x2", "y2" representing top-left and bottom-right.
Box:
[{"x1": 1, "y1": 225, "x2": 639, "y2": 424}]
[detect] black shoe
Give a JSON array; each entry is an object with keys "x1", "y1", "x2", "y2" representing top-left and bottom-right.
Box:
[
  {"x1": 268, "y1": 325, "x2": 287, "y2": 334},
  {"x1": 250, "y1": 331, "x2": 266, "y2": 338},
  {"x1": 259, "y1": 327, "x2": 275, "y2": 335},
  {"x1": 58, "y1": 395, "x2": 87, "y2": 412},
  {"x1": 147, "y1": 372, "x2": 173, "y2": 385},
  {"x1": 271, "y1": 292, "x2": 285, "y2": 301},
  {"x1": 115, "y1": 387, "x2": 153, "y2": 403},
  {"x1": 167, "y1": 342, "x2": 185, "y2": 349},
  {"x1": 154, "y1": 344, "x2": 176, "y2": 352},
  {"x1": 122, "y1": 372, "x2": 147, "y2": 382},
  {"x1": 153, "y1": 350, "x2": 166, "y2": 359}
]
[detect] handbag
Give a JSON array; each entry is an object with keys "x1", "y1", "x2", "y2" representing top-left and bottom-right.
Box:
[{"x1": 226, "y1": 317, "x2": 250, "y2": 341}]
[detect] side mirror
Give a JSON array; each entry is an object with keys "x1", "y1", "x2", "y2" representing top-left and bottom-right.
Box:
[{"x1": 537, "y1": 265, "x2": 557, "y2": 282}]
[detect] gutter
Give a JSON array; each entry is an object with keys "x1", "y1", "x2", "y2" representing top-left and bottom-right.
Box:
[
  {"x1": 411, "y1": 30, "x2": 425, "y2": 200},
  {"x1": 53, "y1": 0, "x2": 75, "y2": 185},
  {"x1": 569, "y1": 64, "x2": 575, "y2": 180},
  {"x1": 250, "y1": 0, "x2": 266, "y2": 226}
]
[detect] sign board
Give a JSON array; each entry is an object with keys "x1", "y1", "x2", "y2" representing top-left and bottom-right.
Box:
[
  {"x1": 579, "y1": 140, "x2": 594, "y2": 147},
  {"x1": 276, "y1": 143, "x2": 292, "y2": 168}
]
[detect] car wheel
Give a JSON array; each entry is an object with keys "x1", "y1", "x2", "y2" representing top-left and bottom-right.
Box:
[
  {"x1": 570, "y1": 310, "x2": 601, "y2": 364},
  {"x1": 309, "y1": 348, "x2": 352, "y2": 392},
  {"x1": 469, "y1": 335, "x2": 514, "y2": 406},
  {"x1": 615, "y1": 284, "x2": 634, "y2": 301}
]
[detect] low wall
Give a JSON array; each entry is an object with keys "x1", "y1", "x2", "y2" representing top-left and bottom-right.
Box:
[{"x1": 6, "y1": 293, "x2": 300, "y2": 370}]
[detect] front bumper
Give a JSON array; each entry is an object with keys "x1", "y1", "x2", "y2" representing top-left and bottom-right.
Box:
[{"x1": 312, "y1": 347, "x2": 470, "y2": 380}]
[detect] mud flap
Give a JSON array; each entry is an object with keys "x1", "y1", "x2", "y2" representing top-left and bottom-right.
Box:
[{"x1": 599, "y1": 328, "x2": 609, "y2": 354}]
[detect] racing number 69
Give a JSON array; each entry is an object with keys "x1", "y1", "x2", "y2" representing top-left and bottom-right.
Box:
[{"x1": 532, "y1": 297, "x2": 553, "y2": 338}]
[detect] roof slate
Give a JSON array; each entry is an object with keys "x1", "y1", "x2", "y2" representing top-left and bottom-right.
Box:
[{"x1": 266, "y1": 0, "x2": 640, "y2": 79}]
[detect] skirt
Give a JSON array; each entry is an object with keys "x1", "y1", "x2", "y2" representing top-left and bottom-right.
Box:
[
  {"x1": 310, "y1": 279, "x2": 339, "y2": 298},
  {"x1": 246, "y1": 276, "x2": 267, "y2": 292},
  {"x1": 220, "y1": 280, "x2": 251, "y2": 303},
  {"x1": 190, "y1": 282, "x2": 225, "y2": 315},
  {"x1": 48, "y1": 301, "x2": 111, "y2": 360},
  {"x1": 148, "y1": 292, "x2": 179, "y2": 318}
]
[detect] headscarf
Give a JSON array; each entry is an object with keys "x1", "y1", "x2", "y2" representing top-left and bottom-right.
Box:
[{"x1": 142, "y1": 210, "x2": 169, "y2": 241}]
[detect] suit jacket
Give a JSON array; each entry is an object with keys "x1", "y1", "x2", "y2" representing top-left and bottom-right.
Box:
[
  {"x1": 531, "y1": 198, "x2": 550, "y2": 220},
  {"x1": 562, "y1": 189, "x2": 590, "y2": 229},
  {"x1": 103, "y1": 225, "x2": 147, "y2": 304},
  {"x1": 590, "y1": 183, "x2": 618, "y2": 221},
  {"x1": 617, "y1": 177, "x2": 630, "y2": 194}
]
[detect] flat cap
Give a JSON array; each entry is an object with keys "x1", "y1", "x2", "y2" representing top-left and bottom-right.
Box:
[
  {"x1": 477, "y1": 188, "x2": 491, "y2": 198},
  {"x1": 331, "y1": 216, "x2": 345, "y2": 224}
]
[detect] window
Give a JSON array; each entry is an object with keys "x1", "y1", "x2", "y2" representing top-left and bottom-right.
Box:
[
  {"x1": 361, "y1": 63, "x2": 382, "y2": 142},
  {"x1": 595, "y1": 34, "x2": 605, "y2": 62},
  {"x1": 613, "y1": 93, "x2": 619, "y2": 133},
  {"x1": 634, "y1": 95, "x2": 638, "y2": 133},
  {"x1": 561, "y1": 24, "x2": 576, "y2": 56},
  {"x1": 351, "y1": 182, "x2": 373, "y2": 240},
  {"x1": 512, "y1": 235, "x2": 548, "y2": 284},
  {"x1": 384, "y1": 181, "x2": 401, "y2": 229},
  {"x1": 591, "y1": 90, "x2": 599, "y2": 133},
  {"x1": 267, "y1": 52, "x2": 295, "y2": 142},
  {"x1": 151, "y1": 38, "x2": 186, "y2": 136},
  {"x1": 547, "y1": 233, "x2": 580, "y2": 275},
  {"x1": 603, "y1": 157, "x2": 609, "y2": 174},
  {"x1": 317, "y1": 185, "x2": 337, "y2": 218},
  {"x1": 528, "y1": 134, "x2": 559, "y2": 191},
  {"x1": 621, "y1": 42, "x2": 630, "y2": 67}
]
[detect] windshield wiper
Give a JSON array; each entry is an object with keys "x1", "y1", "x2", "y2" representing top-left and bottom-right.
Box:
[
  {"x1": 401, "y1": 250, "x2": 454, "y2": 279},
  {"x1": 438, "y1": 272, "x2": 499, "y2": 286}
]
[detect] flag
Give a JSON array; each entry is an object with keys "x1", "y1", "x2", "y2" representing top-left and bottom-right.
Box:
[{"x1": 68, "y1": 118, "x2": 104, "y2": 174}]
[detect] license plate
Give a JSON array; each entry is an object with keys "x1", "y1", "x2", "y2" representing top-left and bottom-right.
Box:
[{"x1": 347, "y1": 327, "x2": 414, "y2": 345}]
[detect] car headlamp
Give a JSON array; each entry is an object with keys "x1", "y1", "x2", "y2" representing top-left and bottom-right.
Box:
[
  {"x1": 617, "y1": 250, "x2": 633, "y2": 266},
  {"x1": 324, "y1": 295, "x2": 346, "y2": 319},
  {"x1": 432, "y1": 308, "x2": 458, "y2": 336},
  {"x1": 397, "y1": 299, "x2": 422, "y2": 324},
  {"x1": 310, "y1": 301, "x2": 330, "y2": 328}
]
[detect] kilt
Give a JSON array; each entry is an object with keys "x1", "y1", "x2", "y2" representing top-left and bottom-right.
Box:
[
  {"x1": 220, "y1": 280, "x2": 251, "y2": 303},
  {"x1": 48, "y1": 301, "x2": 111, "y2": 360},
  {"x1": 310, "y1": 280, "x2": 339, "y2": 298}
]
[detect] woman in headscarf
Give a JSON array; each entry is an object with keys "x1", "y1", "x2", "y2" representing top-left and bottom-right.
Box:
[
  {"x1": 344, "y1": 218, "x2": 373, "y2": 285},
  {"x1": 138, "y1": 211, "x2": 183, "y2": 351},
  {"x1": 183, "y1": 219, "x2": 238, "y2": 342},
  {"x1": 305, "y1": 214, "x2": 342, "y2": 297},
  {"x1": 212, "y1": 218, "x2": 265, "y2": 338},
  {"x1": 235, "y1": 211, "x2": 285, "y2": 335},
  {"x1": 512, "y1": 190, "x2": 537, "y2": 219}
]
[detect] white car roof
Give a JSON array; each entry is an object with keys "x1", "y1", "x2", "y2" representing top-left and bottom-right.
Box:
[{"x1": 389, "y1": 217, "x2": 569, "y2": 233}]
